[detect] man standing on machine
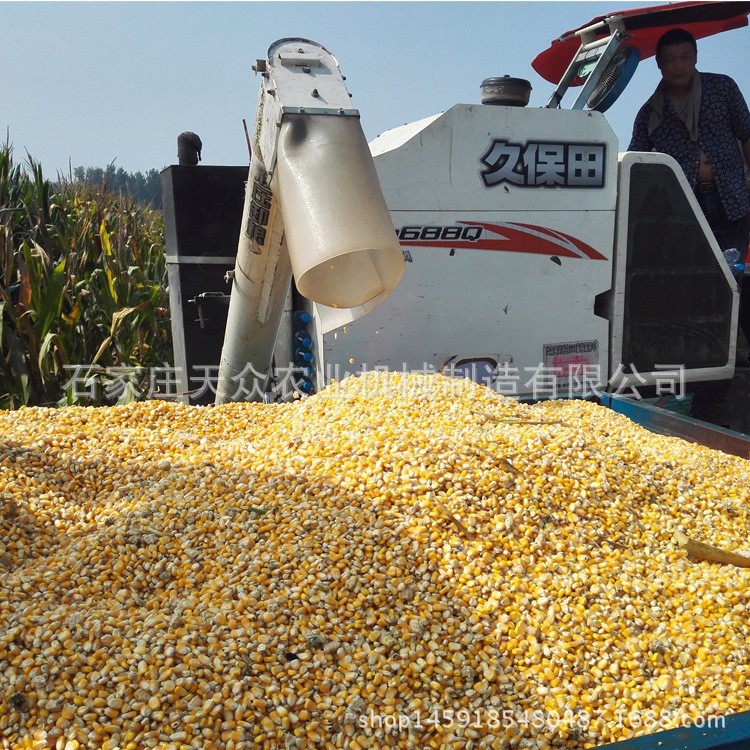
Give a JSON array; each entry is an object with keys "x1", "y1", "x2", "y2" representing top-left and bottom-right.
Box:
[{"x1": 628, "y1": 28, "x2": 750, "y2": 366}]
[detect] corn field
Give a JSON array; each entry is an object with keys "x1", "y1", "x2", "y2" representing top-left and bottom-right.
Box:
[{"x1": 0, "y1": 144, "x2": 172, "y2": 409}]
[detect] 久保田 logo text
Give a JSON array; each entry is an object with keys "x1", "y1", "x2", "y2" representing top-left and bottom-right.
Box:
[{"x1": 480, "y1": 139, "x2": 606, "y2": 188}]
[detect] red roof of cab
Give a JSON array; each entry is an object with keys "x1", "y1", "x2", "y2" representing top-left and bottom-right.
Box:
[{"x1": 532, "y1": 1, "x2": 750, "y2": 84}]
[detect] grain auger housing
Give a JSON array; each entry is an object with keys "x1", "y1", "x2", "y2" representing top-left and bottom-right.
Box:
[{"x1": 214, "y1": 38, "x2": 404, "y2": 404}]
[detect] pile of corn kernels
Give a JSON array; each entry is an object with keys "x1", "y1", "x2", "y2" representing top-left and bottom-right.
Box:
[{"x1": 1, "y1": 371, "x2": 749, "y2": 750}]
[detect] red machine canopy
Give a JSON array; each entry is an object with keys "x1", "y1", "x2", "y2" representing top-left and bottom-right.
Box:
[{"x1": 532, "y1": 1, "x2": 750, "y2": 84}]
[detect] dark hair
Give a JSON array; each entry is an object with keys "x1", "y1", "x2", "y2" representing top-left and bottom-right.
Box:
[{"x1": 656, "y1": 28, "x2": 697, "y2": 59}]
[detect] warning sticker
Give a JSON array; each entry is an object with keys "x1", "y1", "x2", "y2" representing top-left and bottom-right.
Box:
[{"x1": 543, "y1": 340, "x2": 600, "y2": 392}]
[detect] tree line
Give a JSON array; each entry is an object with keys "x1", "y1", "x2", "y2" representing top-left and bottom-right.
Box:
[{"x1": 69, "y1": 164, "x2": 163, "y2": 209}]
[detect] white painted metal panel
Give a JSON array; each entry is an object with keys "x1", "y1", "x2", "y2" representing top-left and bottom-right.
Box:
[{"x1": 320, "y1": 104, "x2": 617, "y2": 397}]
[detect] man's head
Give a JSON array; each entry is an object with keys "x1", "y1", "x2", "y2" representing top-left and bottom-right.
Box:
[{"x1": 656, "y1": 29, "x2": 698, "y2": 91}]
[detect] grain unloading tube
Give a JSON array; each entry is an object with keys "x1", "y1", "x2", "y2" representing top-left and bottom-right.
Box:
[{"x1": 215, "y1": 38, "x2": 404, "y2": 405}]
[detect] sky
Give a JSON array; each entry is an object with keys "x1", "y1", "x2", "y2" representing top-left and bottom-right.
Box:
[{"x1": 3, "y1": 1, "x2": 750, "y2": 178}]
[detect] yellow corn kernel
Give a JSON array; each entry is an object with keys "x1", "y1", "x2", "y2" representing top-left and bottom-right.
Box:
[{"x1": 0, "y1": 371, "x2": 749, "y2": 750}]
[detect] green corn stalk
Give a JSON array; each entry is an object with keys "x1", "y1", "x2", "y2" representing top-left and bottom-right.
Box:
[
  {"x1": 0, "y1": 300, "x2": 29, "y2": 409},
  {"x1": 0, "y1": 144, "x2": 173, "y2": 408}
]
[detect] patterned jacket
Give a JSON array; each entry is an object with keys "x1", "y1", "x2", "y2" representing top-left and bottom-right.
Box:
[{"x1": 629, "y1": 72, "x2": 750, "y2": 222}]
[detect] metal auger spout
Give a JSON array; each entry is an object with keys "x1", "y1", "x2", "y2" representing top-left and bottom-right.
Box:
[{"x1": 215, "y1": 38, "x2": 404, "y2": 404}]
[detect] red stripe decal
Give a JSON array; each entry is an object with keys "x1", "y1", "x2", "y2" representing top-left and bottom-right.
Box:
[{"x1": 400, "y1": 221, "x2": 607, "y2": 260}]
